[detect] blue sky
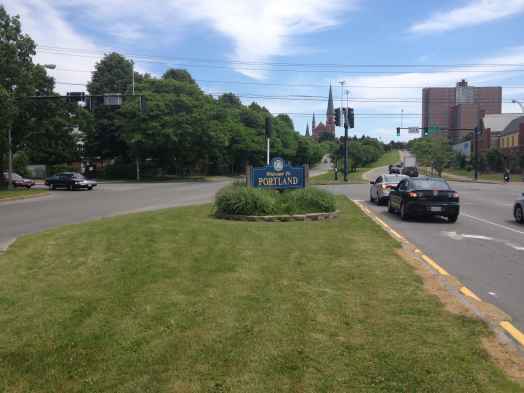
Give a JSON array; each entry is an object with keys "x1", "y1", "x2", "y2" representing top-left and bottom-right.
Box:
[{"x1": 5, "y1": 0, "x2": 524, "y2": 142}]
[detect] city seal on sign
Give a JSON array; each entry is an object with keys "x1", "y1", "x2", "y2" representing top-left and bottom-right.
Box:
[
  {"x1": 272, "y1": 157, "x2": 285, "y2": 172},
  {"x1": 249, "y1": 157, "x2": 308, "y2": 190}
]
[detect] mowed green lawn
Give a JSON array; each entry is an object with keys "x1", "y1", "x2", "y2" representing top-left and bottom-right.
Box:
[
  {"x1": 311, "y1": 150, "x2": 401, "y2": 185},
  {"x1": 0, "y1": 188, "x2": 48, "y2": 200},
  {"x1": 0, "y1": 197, "x2": 521, "y2": 392}
]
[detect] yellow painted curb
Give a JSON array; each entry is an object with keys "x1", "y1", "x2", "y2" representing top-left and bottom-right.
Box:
[
  {"x1": 500, "y1": 321, "x2": 524, "y2": 347},
  {"x1": 421, "y1": 254, "x2": 450, "y2": 276},
  {"x1": 459, "y1": 286, "x2": 482, "y2": 302}
]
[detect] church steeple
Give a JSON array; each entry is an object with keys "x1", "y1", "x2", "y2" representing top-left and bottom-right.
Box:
[
  {"x1": 312, "y1": 113, "x2": 316, "y2": 130},
  {"x1": 305, "y1": 122, "x2": 310, "y2": 137},
  {"x1": 326, "y1": 85, "x2": 336, "y2": 133},
  {"x1": 327, "y1": 84, "x2": 335, "y2": 117}
]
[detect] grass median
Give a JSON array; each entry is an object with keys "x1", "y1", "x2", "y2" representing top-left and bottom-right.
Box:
[
  {"x1": 311, "y1": 150, "x2": 401, "y2": 185},
  {"x1": 0, "y1": 188, "x2": 48, "y2": 201},
  {"x1": 0, "y1": 196, "x2": 521, "y2": 392}
]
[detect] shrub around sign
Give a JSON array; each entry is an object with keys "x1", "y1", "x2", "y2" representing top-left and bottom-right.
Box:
[{"x1": 215, "y1": 183, "x2": 336, "y2": 217}]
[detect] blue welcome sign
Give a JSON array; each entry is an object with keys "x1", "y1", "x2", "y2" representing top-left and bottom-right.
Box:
[{"x1": 249, "y1": 157, "x2": 308, "y2": 190}]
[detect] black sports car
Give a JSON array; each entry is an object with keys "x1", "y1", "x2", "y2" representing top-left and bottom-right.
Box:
[
  {"x1": 45, "y1": 172, "x2": 97, "y2": 191},
  {"x1": 514, "y1": 193, "x2": 524, "y2": 224},
  {"x1": 388, "y1": 177, "x2": 459, "y2": 222}
]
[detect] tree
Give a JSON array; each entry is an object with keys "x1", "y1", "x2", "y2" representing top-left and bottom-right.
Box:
[
  {"x1": 87, "y1": 53, "x2": 134, "y2": 95},
  {"x1": 0, "y1": 6, "x2": 36, "y2": 184},
  {"x1": 84, "y1": 53, "x2": 136, "y2": 161},
  {"x1": 162, "y1": 69, "x2": 196, "y2": 84}
]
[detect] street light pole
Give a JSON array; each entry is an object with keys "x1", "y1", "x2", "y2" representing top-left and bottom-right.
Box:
[
  {"x1": 7, "y1": 126, "x2": 13, "y2": 190},
  {"x1": 474, "y1": 127, "x2": 479, "y2": 181}
]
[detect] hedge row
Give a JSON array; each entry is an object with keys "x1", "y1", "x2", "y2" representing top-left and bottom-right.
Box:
[{"x1": 215, "y1": 183, "x2": 336, "y2": 216}]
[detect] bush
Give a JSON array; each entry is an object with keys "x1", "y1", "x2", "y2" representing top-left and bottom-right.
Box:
[{"x1": 215, "y1": 184, "x2": 336, "y2": 216}]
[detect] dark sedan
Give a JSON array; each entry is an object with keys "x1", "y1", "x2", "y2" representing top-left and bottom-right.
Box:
[
  {"x1": 2, "y1": 172, "x2": 35, "y2": 188},
  {"x1": 514, "y1": 193, "x2": 524, "y2": 224},
  {"x1": 388, "y1": 177, "x2": 459, "y2": 222},
  {"x1": 45, "y1": 172, "x2": 97, "y2": 191},
  {"x1": 401, "y1": 166, "x2": 419, "y2": 177}
]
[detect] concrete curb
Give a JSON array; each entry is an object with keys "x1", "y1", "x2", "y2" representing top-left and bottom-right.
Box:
[
  {"x1": 216, "y1": 211, "x2": 338, "y2": 222},
  {"x1": 353, "y1": 200, "x2": 524, "y2": 356}
]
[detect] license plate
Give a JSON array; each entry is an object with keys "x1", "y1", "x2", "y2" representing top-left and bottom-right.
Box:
[{"x1": 430, "y1": 206, "x2": 442, "y2": 212}]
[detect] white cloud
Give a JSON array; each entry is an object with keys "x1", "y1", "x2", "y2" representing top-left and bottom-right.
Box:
[
  {"x1": 3, "y1": 0, "x2": 100, "y2": 93},
  {"x1": 169, "y1": 0, "x2": 351, "y2": 79},
  {"x1": 411, "y1": 0, "x2": 524, "y2": 33}
]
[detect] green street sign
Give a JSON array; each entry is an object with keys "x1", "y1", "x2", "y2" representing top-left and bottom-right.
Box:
[{"x1": 428, "y1": 125, "x2": 440, "y2": 135}]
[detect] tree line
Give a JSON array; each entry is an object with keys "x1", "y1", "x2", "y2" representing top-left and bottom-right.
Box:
[{"x1": 0, "y1": 6, "x2": 328, "y2": 182}]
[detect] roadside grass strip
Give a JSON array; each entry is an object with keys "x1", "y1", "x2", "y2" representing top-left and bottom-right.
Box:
[
  {"x1": 0, "y1": 197, "x2": 522, "y2": 392},
  {"x1": 0, "y1": 188, "x2": 48, "y2": 201}
]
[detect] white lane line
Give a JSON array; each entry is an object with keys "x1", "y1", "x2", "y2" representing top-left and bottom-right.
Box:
[
  {"x1": 461, "y1": 213, "x2": 524, "y2": 236},
  {"x1": 442, "y1": 231, "x2": 524, "y2": 252}
]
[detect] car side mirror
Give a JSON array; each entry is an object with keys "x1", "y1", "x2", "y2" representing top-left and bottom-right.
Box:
[{"x1": 370, "y1": 181, "x2": 375, "y2": 185}]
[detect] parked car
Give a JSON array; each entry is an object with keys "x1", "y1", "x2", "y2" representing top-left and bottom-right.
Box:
[
  {"x1": 401, "y1": 166, "x2": 419, "y2": 177},
  {"x1": 2, "y1": 172, "x2": 35, "y2": 188},
  {"x1": 45, "y1": 172, "x2": 97, "y2": 191},
  {"x1": 388, "y1": 177, "x2": 460, "y2": 222},
  {"x1": 369, "y1": 174, "x2": 408, "y2": 205},
  {"x1": 514, "y1": 193, "x2": 524, "y2": 224}
]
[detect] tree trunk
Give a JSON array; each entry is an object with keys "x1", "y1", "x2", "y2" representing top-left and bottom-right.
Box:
[{"x1": 136, "y1": 157, "x2": 140, "y2": 182}]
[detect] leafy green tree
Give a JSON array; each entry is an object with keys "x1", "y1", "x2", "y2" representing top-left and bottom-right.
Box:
[
  {"x1": 162, "y1": 69, "x2": 196, "y2": 84},
  {"x1": 87, "y1": 53, "x2": 133, "y2": 95}
]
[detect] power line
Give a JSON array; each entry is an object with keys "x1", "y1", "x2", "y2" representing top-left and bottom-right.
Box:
[
  {"x1": 37, "y1": 44, "x2": 524, "y2": 68},
  {"x1": 37, "y1": 48, "x2": 524, "y2": 74}
]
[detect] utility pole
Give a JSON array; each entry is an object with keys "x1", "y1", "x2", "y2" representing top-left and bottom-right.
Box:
[
  {"x1": 344, "y1": 89, "x2": 350, "y2": 182},
  {"x1": 7, "y1": 126, "x2": 13, "y2": 190},
  {"x1": 474, "y1": 127, "x2": 479, "y2": 181}
]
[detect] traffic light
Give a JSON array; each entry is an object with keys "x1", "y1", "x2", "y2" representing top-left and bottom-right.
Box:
[
  {"x1": 335, "y1": 108, "x2": 341, "y2": 126},
  {"x1": 348, "y1": 108, "x2": 354, "y2": 129},
  {"x1": 396, "y1": 127, "x2": 401, "y2": 137},
  {"x1": 265, "y1": 117, "x2": 273, "y2": 139}
]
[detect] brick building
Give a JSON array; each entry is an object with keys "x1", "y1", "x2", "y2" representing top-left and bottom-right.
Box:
[
  {"x1": 479, "y1": 114, "x2": 524, "y2": 153},
  {"x1": 422, "y1": 80, "x2": 502, "y2": 144}
]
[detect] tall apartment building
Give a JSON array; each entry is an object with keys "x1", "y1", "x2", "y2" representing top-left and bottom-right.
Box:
[{"x1": 422, "y1": 80, "x2": 502, "y2": 143}]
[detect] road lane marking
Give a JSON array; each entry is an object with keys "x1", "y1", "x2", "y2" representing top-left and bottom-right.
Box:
[
  {"x1": 500, "y1": 321, "x2": 524, "y2": 347},
  {"x1": 459, "y1": 287, "x2": 482, "y2": 302},
  {"x1": 421, "y1": 254, "x2": 449, "y2": 276},
  {"x1": 461, "y1": 213, "x2": 524, "y2": 236},
  {"x1": 442, "y1": 231, "x2": 524, "y2": 251}
]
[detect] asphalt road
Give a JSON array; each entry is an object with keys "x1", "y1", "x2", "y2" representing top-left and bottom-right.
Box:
[
  {"x1": 0, "y1": 180, "x2": 229, "y2": 251},
  {"x1": 330, "y1": 163, "x2": 524, "y2": 332}
]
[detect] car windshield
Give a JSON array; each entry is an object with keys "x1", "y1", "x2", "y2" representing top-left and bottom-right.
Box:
[
  {"x1": 72, "y1": 174, "x2": 85, "y2": 180},
  {"x1": 384, "y1": 175, "x2": 405, "y2": 184},
  {"x1": 412, "y1": 179, "x2": 450, "y2": 190},
  {"x1": 11, "y1": 173, "x2": 22, "y2": 180}
]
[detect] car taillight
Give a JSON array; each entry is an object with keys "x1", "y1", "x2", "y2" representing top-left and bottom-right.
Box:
[
  {"x1": 408, "y1": 192, "x2": 418, "y2": 198},
  {"x1": 452, "y1": 192, "x2": 459, "y2": 199}
]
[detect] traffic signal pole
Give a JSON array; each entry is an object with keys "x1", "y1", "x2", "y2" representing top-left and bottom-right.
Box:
[
  {"x1": 7, "y1": 125, "x2": 13, "y2": 190},
  {"x1": 474, "y1": 127, "x2": 479, "y2": 181}
]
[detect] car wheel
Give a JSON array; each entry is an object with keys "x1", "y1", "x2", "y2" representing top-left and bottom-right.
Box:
[
  {"x1": 88, "y1": 186, "x2": 93, "y2": 191},
  {"x1": 515, "y1": 205, "x2": 524, "y2": 223},
  {"x1": 369, "y1": 193, "x2": 374, "y2": 203},
  {"x1": 388, "y1": 199, "x2": 395, "y2": 214},
  {"x1": 400, "y1": 202, "x2": 410, "y2": 221},
  {"x1": 448, "y1": 214, "x2": 459, "y2": 223}
]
